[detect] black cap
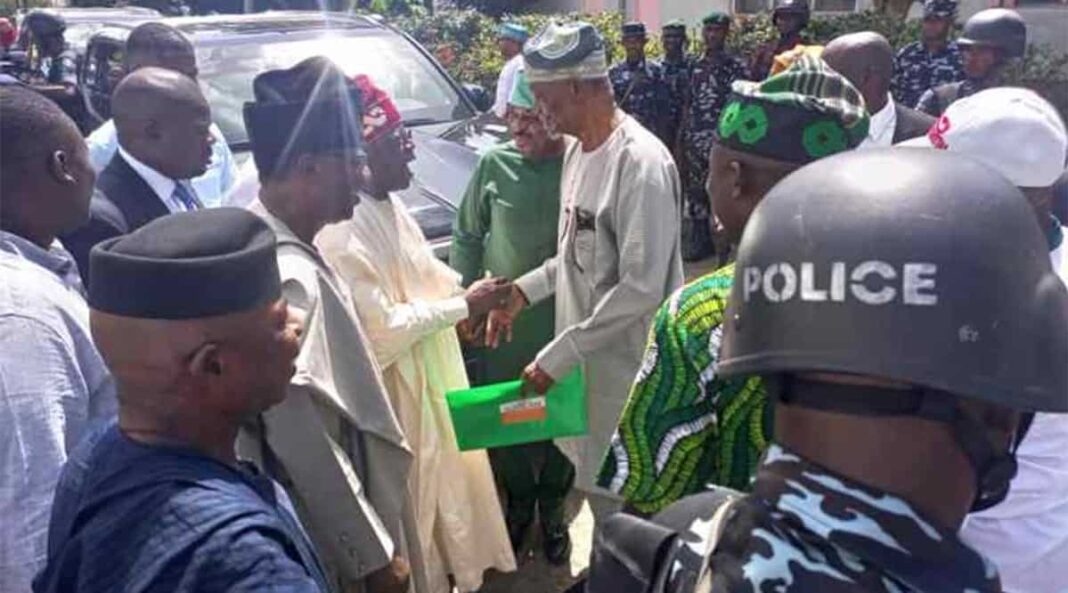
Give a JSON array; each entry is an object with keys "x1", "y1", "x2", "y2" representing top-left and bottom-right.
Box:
[
  {"x1": 89, "y1": 209, "x2": 281, "y2": 320},
  {"x1": 243, "y1": 56, "x2": 364, "y2": 179},
  {"x1": 621, "y1": 22, "x2": 647, "y2": 37},
  {"x1": 719, "y1": 148, "x2": 1068, "y2": 413},
  {"x1": 959, "y1": 8, "x2": 1027, "y2": 58},
  {"x1": 923, "y1": 0, "x2": 958, "y2": 19}
]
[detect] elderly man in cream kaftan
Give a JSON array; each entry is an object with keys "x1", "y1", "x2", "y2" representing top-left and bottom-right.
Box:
[
  {"x1": 513, "y1": 22, "x2": 685, "y2": 522},
  {"x1": 317, "y1": 75, "x2": 514, "y2": 593}
]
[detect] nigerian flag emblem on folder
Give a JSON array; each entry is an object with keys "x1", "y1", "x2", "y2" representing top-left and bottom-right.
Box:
[{"x1": 446, "y1": 370, "x2": 587, "y2": 451}]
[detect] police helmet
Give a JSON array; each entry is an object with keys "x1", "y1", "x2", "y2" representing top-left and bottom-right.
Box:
[
  {"x1": 958, "y1": 8, "x2": 1027, "y2": 59},
  {"x1": 922, "y1": 0, "x2": 957, "y2": 20},
  {"x1": 772, "y1": 0, "x2": 810, "y2": 27},
  {"x1": 22, "y1": 10, "x2": 66, "y2": 37},
  {"x1": 719, "y1": 148, "x2": 1068, "y2": 414}
]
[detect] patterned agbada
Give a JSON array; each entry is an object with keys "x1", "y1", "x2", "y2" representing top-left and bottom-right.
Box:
[
  {"x1": 679, "y1": 53, "x2": 749, "y2": 258},
  {"x1": 598, "y1": 264, "x2": 769, "y2": 514},
  {"x1": 610, "y1": 59, "x2": 673, "y2": 145},
  {"x1": 656, "y1": 445, "x2": 1003, "y2": 593},
  {"x1": 892, "y1": 40, "x2": 965, "y2": 109}
]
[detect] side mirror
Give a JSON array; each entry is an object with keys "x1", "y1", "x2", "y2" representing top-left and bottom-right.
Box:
[{"x1": 462, "y1": 83, "x2": 492, "y2": 113}]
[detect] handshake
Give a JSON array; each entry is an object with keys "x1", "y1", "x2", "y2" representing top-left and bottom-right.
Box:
[{"x1": 456, "y1": 276, "x2": 527, "y2": 349}]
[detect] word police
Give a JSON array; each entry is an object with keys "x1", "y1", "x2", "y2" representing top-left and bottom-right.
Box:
[{"x1": 743, "y1": 261, "x2": 939, "y2": 306}]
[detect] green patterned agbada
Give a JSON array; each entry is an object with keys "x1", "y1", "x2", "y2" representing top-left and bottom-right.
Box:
[{"x1": 598, "y1": 264, "x2": 770, "y2": 513}]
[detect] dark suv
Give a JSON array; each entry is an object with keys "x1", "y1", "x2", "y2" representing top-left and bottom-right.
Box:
[{"x1": 80, "y1": 11, "x2": 507, "y2": 257}]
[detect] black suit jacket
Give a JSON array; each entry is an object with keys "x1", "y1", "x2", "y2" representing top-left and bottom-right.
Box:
[
  {"x1": 61, "y1": 153, "x2": 171, "y2": 287},
  {"x1": 892, "y1": 102, "x2": 936, "y2": 145}
]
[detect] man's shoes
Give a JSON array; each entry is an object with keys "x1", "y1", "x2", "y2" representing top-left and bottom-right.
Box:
[{"x1": 543, "y1": 528, "x2": 572, "y2": 566}]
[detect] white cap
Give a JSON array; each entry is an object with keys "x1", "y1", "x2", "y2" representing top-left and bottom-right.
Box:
[{"x1": 898, "y1": 87, "x2": 1068, "y2": 188}]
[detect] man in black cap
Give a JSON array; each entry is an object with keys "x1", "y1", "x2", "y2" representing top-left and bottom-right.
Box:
[
  {"x1": 33, "y1": 208, "x2": 328, "y2": 593},
  {"x1": 678, "y1": 11, "x2": 749, "y2": 261},
  {"x1": 589, "y1": 148, "x2": 1068, "y2": 593},
  {"x1": 241, "y1": 56, "x2": 427, "y2": 593},
  {"x1": 916, "y1": 8, "x2": 1027, "y2": 116},
  {"x1": 660, "y1": 20, "x2": 693, "y2": 162},
  {"x1": 62, "y1": 67, "x2": 215, "y2": 286},
  {"x1": 892, "y1": 0, "x2": 964, "y2": 109},
  {"x1": 750, "y1": 0, "x2": 810, "y2": 80},
  {"x1": 609, "y1": 21, "x2": 672, "y2": 146},
  {"x1": 822, "y1": 31, "x2": 935, "y2": 146},
  {"x1": 0, "y1": 85, "x2": 116, "y2": 593}
]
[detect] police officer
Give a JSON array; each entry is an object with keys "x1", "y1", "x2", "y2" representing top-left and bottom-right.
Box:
[
  {"x1": 586, "y1": 148, "x2": 1068, "y2": 593},
  {"x1": 21, "y1": 10, "x2": 73, "y2": 85},
  {"x1": 750, "y1": 0, "x2": 809, "y2": 81},
  {"x1": 892, "y1": 0, "x2": 964, "y2": 109},
  {"x1": 609, "y1": 21, "x2": 672, "y2": 146},
  {"x1": 679, "y1": 12, "x2": 748, "y2": 262},
  {"x1": 661, "y1": 20, "x2": 694, "y2": 158},
  {"x1": 916, "y1": 8, "x2": 1027, "y2": 116}
]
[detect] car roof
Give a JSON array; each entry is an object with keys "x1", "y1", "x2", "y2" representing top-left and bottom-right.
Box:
[
  {"x1": 21, "y1": 6, "x2": 162, "y2": 23},
  {"x1": 87, "y1": 11, "x2": 388, "y2": 45}
]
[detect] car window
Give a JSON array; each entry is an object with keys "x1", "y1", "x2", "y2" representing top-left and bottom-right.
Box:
[{"x1": 194, "y1": 32, "x2": 473, "y2": 146}]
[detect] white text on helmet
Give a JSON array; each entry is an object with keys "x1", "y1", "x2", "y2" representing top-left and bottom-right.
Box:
[{"x1": 742, "y1": 261, "x2": 938, "y2": 306}]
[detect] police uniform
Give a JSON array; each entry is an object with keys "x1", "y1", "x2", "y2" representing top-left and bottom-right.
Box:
[
  {"x1": 679, "y1": 13, "x2": 748, "y2": 261},
  {"x1": 610, "y1": 22, "x2": 673, "y2": 146},
  {"x1": 661, "y1": 21, "x2": 696, "y2": 152},
  {"x1": 915, "y1": 8, "x2": 1027, "y2": 117},
  {"x1": 587, "y1": 148, "x2": 1068, "y2": 593},
  {"x1": 891, "y1": 0, "x2": 964, "y2": 109}
]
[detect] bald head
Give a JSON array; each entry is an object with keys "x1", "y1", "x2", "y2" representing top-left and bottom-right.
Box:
[
  {"x1": 113, "y1": 67, "x2": 214, "y2": 180},
  {"x1": 822, "y1": 32, "x2": 894, "y2": 112},
  {"x1": 125, "y1": 22, "x2": 197, "y2": 79}
]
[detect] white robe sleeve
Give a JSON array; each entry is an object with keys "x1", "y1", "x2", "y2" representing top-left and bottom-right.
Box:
[
  {"x1": 515, "y1": 255, "x2": 559, "y2": 306},
  {"x1": 536, "y1": 153, "x2": 681, "y2": 380},
  {"x1": 330, "y1": 247, "x2": 470, "y2": 369}
]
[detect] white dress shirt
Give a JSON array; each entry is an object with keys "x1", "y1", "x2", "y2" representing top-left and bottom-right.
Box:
[
  {"x1": 860, "y1": 94, "x2": 897, "y2": 149},
  {"x1": 493, "y1": 54, "x2": 523, "y2": 118},
  {"x1": 118, "y1": 147, "x2": 200, "y2": 213}
]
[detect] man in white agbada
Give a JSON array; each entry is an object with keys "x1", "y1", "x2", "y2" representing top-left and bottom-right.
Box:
[
  {"x1": 238, "y1": 58, "x2": 425, "y2": 593},
  {"x1": 316, "y1": 75, "x2": 516, "y2": 593},
  {"x1": 489, "y1": 22, "x2": 684, "y2": 523}
]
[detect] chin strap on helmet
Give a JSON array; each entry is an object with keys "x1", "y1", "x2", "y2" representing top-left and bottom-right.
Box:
[{"x1": 769, "y1": 375, "x2": 1020, "y2": 512}]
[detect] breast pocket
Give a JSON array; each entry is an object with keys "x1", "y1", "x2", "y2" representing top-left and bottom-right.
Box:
[{"x1": 568, "y1": 207, "x2": 597, "y2": 276}]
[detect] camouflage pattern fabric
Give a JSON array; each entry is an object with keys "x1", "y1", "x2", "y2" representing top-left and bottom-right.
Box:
[
  {"x1": 661, "y1": 444, "x2": 1003, "y2": 593},
  {"x1": 661, "y1": 54, "x2": 696, "y2": 150},
  {"x1": 916, "y1": 78, "x2": 981, "y2": 117},
  {"x1": 680, "y1": 53, "x2": 749, "y2": 258},
  {"x1": 892, "y1": 41, "x2": 965, "y2": 109},
  {"x1": 598, "y1": 264, "x2": 769, "y2": 514},
  {"x1": 610, "y1": 59, "x2": 673, "y2": 146}
]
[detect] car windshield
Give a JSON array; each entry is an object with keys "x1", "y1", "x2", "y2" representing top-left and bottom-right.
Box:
[{"x1": 194, "y1": 31, "x2": 472, "y2": 146}]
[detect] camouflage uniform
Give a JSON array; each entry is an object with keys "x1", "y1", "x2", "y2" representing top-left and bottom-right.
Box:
[
  {"x1": 610, "y1": 59, "x2": 673, "y2": 146},
  {"x1": 661, "y1": 54, "x2": 696, "y2": 150},
  {"x1": 679, "y1": 53, "x2": 748, "y2": 259},
  {"x1": 916, "y1": 78, "x2": 982, "y2": 117},
  {"x1": 892, "y1": 40, "x2": 965, "y2": 110},
  {"x1": 657, "y1": 444, "x2": 1003, "y2": 593}
]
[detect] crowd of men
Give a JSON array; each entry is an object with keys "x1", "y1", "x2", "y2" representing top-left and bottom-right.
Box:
[{"x1": 2, "y1": 2, "x2": 1068, "y2": 592}]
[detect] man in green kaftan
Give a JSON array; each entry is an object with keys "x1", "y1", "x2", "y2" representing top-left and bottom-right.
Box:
[
  {"x1": 450, "y1": 71, "x2": 576, "y2": 564},
  {"x1": 597, "y1": 55, "x2": 871, "y2": 515}
]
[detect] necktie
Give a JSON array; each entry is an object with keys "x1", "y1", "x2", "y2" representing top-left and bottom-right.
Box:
[{"x1": 171, "y1": 182, "x2": 202, "y2": 211}]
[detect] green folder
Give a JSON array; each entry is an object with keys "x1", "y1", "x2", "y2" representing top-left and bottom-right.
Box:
[{"x1": 446, "y1": 370, "x2": 587, "y2": 451}]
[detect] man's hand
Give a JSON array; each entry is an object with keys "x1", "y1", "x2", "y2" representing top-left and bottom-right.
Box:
[
  {"x1": 456, "y1": 316, "x2": 486, "y2": 346},
  {"x1": 464, "y1": 277, "x2": 513, "y2": 318},
  {"x1": 363, "y1": 555, "x2": 410, "y2": 593},
  {"x1": 521, "y1": 362, "x2": 555, "y2": 395},
  {"x1": 486, "y1": 285, "x2": 529, "y2": 349}
]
